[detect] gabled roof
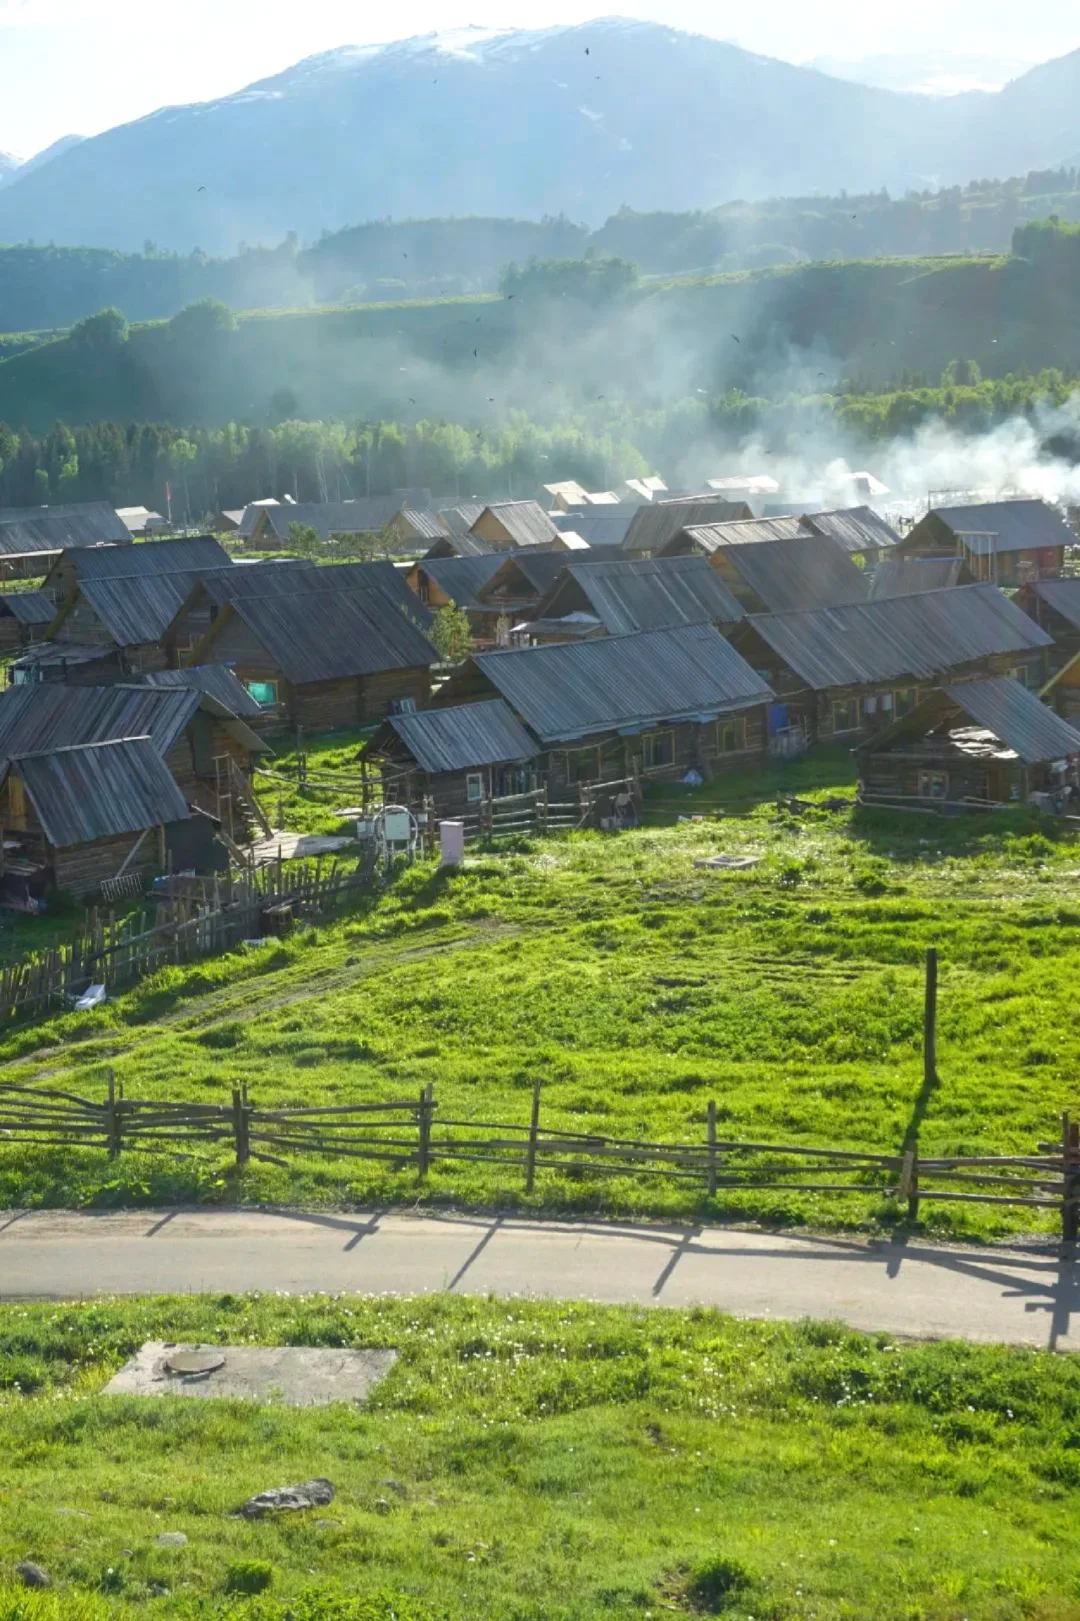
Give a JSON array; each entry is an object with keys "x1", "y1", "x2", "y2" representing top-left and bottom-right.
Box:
[
  {"x1": 312, "y1": 560, "x2": 433, "y2": 629},
  {"x1": 4, "y1": 737, "x2": 190, "y2": 848},
  {"x1": 423, "y1": 531, "x2": 496, "y2": 559},
  {"x1": 552, "y1": 508, "x2": 636, "y2": 547},
  {"x1": 141, "y1": 665, "x2": 265, "y2": 718},
  {"x1": 75, "y1": 570, "x2": 217, "y2": 645},
  {"x1": 413, "y1": 555, "x2": 505, "y2": 610},
  {"x1": 208, "y1": 588, "x2": 435, "y2": 683},
  {"x1": 675, "y1": 516, "x2": 812, "y2": 552},
  {"x1": 197, "y1": 561, "x2": 321, "y2": 605},
  {"x1": 859, "y1": 677, "x2": 1080, "y2": 766},
  {"x1": 0, "y1": 591, "x2": 55, "y2": 625},
  {"x1": 472, "y1": 501, "x2": 560, "y2": 548},
  {"x1": 236, "y1": 499, "x2": 282, "y2": 538},
  {"x1": 622, "y1": 497, "x2": 754, "y2": 555},
  {"x1": 376, "y1": 699, "x2": 537, "y2": 773},
  {"x1": 741, "y1": 585, "x2": 1051, "y2": 690},
  {"x1": 687, "y1": 530, "x2": 869, "y2": 613},
  {"x1": 437, "y1": 503, "x2": 487, "y2": 537},
  {"x1": 0, "y1": 502, "x2": 130, "y2": 557},
  {"x1": 624, "y1": 477, "x2": 667, "y2": 501},
  {"x1": 255, "y1": 499, "x2": 408, "y2": 542},
  {"x1": 47, "y1": 534, "x2": 229, "y2": 584},
  {"x1": 0, "y1": 681, "x2": 264, "y2": 760},
  {"x1": 803, "y1": 507, "x2": 901, "y2": 555},
  {"x1": 536, "y1": 556, "x2": 744, "y2": 635},
  {"x1": 919, "y1": 499, "x2": 1073, "y2": 556},
  {"x1": 869, "y1": 558, "x2": 966, "y2": 598},
  {"x1": 477, "y1": 551, "x2": 573, "y2": 603},
  {"x1": 398, "y1": 509, "x2": 447, "y2": 541},
  {"x1": 462, "y1": 624, "x2": 774, "y2": 744},
  {"x1": 1026, "y1": 578, "x2": 1080, "y2": 632}
]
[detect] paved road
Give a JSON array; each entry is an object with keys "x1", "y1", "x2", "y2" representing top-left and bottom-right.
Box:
[{"x1": 1, "y1": 1207, "x2": 1076, "y2": 1349}]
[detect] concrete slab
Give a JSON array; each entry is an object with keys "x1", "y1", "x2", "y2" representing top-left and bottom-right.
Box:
[{"x1": 101, "y1": 1342, "x2": 397, "y2": 1405}]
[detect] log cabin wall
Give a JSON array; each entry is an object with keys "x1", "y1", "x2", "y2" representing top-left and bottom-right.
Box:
[{"x1": 52, "y1": 827, "x2": 165, "y2": 900}]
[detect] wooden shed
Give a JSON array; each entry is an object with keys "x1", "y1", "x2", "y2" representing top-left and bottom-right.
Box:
[
  {"x1": 468, "y1": 501, "x2": 560, "y2": 550},
  {"x1": 183, "y1": 581, "x2": 436, "y2": 730},
  {"x1": 369, "y1": 699, "x2": 540, "y2": 818},
  {"x1": 728, "y1": 584, "x2": 1053, "y2": 751},
  {"x1": 0, "y1": 501, "x2": 131, "y2": 580},
  {"x1": 0, "y1": 736, "x2": 191, "y2": 902},
  {"x1": 621, "y1": 497, "x2": 753, "y2": 558},
  {"x1": 523, "y1": 555, "x2": 745, "y2": 643},
  {"x1": 856, "y1": 678, "x2": 1080, "y2": 811},
  {"x1": 404, "y1": 555, "x2": 506, "y2": 645},
  {"x1": 241, "y1": 499, "x2": 406, "y2": 552},
  {"x1": 0, "y1": 591, "x2": 55, "y2": 655},
  {"x1": 895, "y1": 499, "x2": 1072, "y2": 586},
  {"x1": 438, "y1": 623, "x2": 774, "y2": 791},
  {"x1": 1015, "y1": 579, "x2": 1080, "y2": 672}
]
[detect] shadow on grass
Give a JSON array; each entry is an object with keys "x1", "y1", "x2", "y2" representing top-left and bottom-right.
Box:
[
  {"x1": 641, "y1": 744, "x2": 858, "y2": 821},
  {"x1": 847, "y1": 803, "x2": 1076, "y2": 865}
]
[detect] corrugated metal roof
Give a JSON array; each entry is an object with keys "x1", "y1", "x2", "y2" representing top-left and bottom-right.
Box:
[
  {"x1": 11, "y1": 641, "x2": 117, "y2": 672},
  {"x1": 142, "y1": 665, "x2": 265, "y2": 718},
  {"x1": 622, "y1": 497, "x2": 753, "y2": 555},
  {"x1": 624, "y1": 477, "x2": 667, "y2": 500},
  {"x1": 77, "y1": 570, "x2": 212, "y2": 645},
  {"x1": 467, "y1": 623, "x2": 774, "y2": 743},
  {"x1": 414, "y1": 555, "x2": 505, "y2": 609},
  {"x1": 552, "y1": 507, "x2": 636, "y2": 547},
  {"x1": 691, "y1": 533, "x2": 869, "y2": 613},
  {"x1": 0, "y1": 683, "x2": 202, "y2": 759},
  {"x1": 254, "y1": 499, "x2": 405, "y2": 543},
  {"x1": 940, "y1": 678, "x2": 1080, "y2": 763},
  {"x1": 220, "y1": 587, "x2": 435, "y2": 683},
  {"x1": 380, "y1": 699, "x2": 537, "y2": 773},
  {"x1": 479, "y1": 552, "x2": 574, "y2": 600},
  {"x1": 399, "y1": 509, "x2": 447, "y2": 541},
  {"x1": 59, "y1": 534, "x2": 229, "y2": 581},
  {"x1": 437, "y1": 503, "x2": 487, "y2": 537},
  {"x1": 0, "y1": 590, "x2": 55, "y2": 625},
  {"x1": 423, "y1": 531, "x2": 496, "y2": 559},
  {"x1": 1030, "y1": 578, "x2": 1080, "y2": 631},
  {"x1": 743, "y1": 585, "x2": 1051, "y2": 690},
  {"x1": 804, "y1": 507, "x2": 901, "y2": 555},
  {"x1": 537, "y1": 555, "x2": 744, "y2": 634},
  {"x1": 201, "y1": 561, "x2": 321, "y2": 604},
  {"x1": 315, "y1": 561, "x2": 434, "y2": 629},
  {"x1": 8, "y1": 737, "x2": 190, "y2": 848},
  {"x1": 236, "y1": 499, "x2": 281, "y2": 539},
  {"x1": 923, "y1": 499, "x2": 1074, "y2": 556},
  {"x1": 474, "y1": 501, "x2": 560, "y2": 548},
  {"x1": 677, "y1": 516, "x2": 812, "y2": 552},
  {"x1": 0, "y1": 502, "x2": 130, "y2": 557},
  {"x1": 870, "y1": 558, "x2": 965, "y2": 598}
]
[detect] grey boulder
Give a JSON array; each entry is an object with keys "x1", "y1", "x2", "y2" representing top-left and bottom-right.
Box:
[{"x1": 239, "y1": 1480, "x2": 334, "y2": 1519}]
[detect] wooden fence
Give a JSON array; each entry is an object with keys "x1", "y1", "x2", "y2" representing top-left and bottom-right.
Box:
[
  {"x1": 2, "y1": 1073, "x2": 1078, "y2": 1237},
  {"x1": 0, "y1": 852, "x2": 376, "y2": 1027}
]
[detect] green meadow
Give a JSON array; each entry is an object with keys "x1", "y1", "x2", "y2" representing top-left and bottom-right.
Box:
[{"x1": 0, "y1": 751, "x2": 1078, "y2": 1237}]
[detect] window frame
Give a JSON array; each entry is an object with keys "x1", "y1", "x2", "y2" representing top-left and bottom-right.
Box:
[
  {"x1": 893, "y1": 686, "x2": 917, "y2": 717},
  {"x1": 465, "y1": 772, "x2": 485, "y2": 803},
  {"x1": 641, "y1": 729, "x2": 676, "y2": 772},
  {"x1": 830, "y1": 696, "x2": 862, "y2": 735},
  {"x1": 245, "y1": 678, "x2": 279, "y2": 708},
  {"x1": 716, "y1": 715, "x2": 747, "y2": 754},
  {"x1": 918, "y1": 769, "x2": 948, "y2": 800}
]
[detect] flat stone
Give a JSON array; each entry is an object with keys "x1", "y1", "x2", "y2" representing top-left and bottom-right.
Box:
[
  {"x1": 155, "y1": 1533, "x2": 188, "y2": 1548},
  {"x1": 101, "y1": 1344, "x2": 397, "y2": 1406},
  {"x1": 240, "y1": 1480, "x2": 334, "y2": 1519}
]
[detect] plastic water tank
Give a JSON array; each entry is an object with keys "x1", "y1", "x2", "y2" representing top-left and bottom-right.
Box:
[{"x1": 440, "y1": 820, "x2": 465, "y2": 866}]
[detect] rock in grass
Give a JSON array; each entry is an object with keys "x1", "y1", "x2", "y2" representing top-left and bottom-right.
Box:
[
  {"x1": 16, "y1": 1563, "x2": 51, "y2": 1589},
  {"x1": 239, "y1": 1480, "x2": 334, "y2": 1519},
  {"x1": 155, "y1": 1533, "x2": 188, "y2": 1547}
]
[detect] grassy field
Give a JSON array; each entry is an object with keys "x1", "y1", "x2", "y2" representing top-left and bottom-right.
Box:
[
  {"x1": 1, "y1": 1292, "x2": 1080, "y2": 1621},
  {"x1": 1, "y1": 750, "x2": 1080, "y2": 1238}
]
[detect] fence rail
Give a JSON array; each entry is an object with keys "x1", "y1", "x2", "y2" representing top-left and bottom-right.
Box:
[{"x1": 2, "y1": 1075, "x2": 1077, "y2": 1235}]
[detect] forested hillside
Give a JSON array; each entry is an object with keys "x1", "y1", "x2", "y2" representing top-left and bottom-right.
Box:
[
  {"x1": 3, "y1": 240, "x2": 1080, "y2": 437},
  {"x1": 2, "y1": 169, "x2": 1080, "y2": 333}
]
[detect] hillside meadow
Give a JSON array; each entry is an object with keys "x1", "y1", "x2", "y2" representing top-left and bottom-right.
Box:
[
  {"x1": 0, "y1": 752, "x2": 1079, "y2": 1238},
  {"x1": 2, "y1": 1292, "x2": 1080, "y2": 1621}
]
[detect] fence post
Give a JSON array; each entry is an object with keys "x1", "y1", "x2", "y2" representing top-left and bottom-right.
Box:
[
  {"x1": 232, "y1": 1085, "x2": 250, "y2": 1169},
  {"x1": 706, "y1": 1100, "x2": 717, "y2": 1199},
  {"x1": 900, "y1": 1145, "x2": 920, "y2": 1222},
  {"x1": 105, "y1": 1068, "x2": 122, "y2": 1159},
  {"x1": 417, "y1": 1083, "x2": 433, "y2": 1180},
  {"x1": 525, "y1": 1078, "x2": 542, "y2": 1195},
  {"x1": 1062, "y1": 1112, "x2": 1079, "y2": 1245},
  {"x1": 923, "y1": 947, "x2": 938, "y2": 1091}
]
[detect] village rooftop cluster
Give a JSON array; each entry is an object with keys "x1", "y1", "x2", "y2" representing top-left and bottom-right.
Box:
[{"x1": 0, "y1": 472, "x2": 1079, "y2": 906}]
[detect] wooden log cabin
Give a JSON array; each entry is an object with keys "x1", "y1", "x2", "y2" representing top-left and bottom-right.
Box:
[
  {"x1": 239, "y1": 498, "x2": 405, "y2": 553},
  {"x1": 856, "y1": 678, "x2": 1080, "y2": 811},
  {"x1": 181, "y1": 578, "x2": 436, "y2": 730},
  {"x1": 436, "y1": 623, "x2": 774, "y2": 792},
  {"x1": 0, "y1": 501, "x2": 131, "y2": 582},
  {"x1": 0, "y1": 737, "x2": 192, "y2": 904},
  {"x1": 0, "y1": 591, "x2": 55, "y2": 655},
  {"x1": 727, "y1": 584, "x2": 1053, "y2": 751},
  {"x1": 404, "y1": 555, "x2": 506, "y2": 645},
  {"x1": 1015, "y1": 579, "x2": 1080, "y2": 673},
  {"x1": 467, "y1": 501, "x2": 560, "y2": 550},
  {"x1": 659, "y1": 523, "x2": 869, "y2": 613},
  {"x1": 521, "y1": 555, "x2": 745, "y2": 643},
  {"x1": 368, "y1": 699, "x2": 541, "y2": 818},
  {"x1": 621, "y1": 496, "x2": 753, "y2": 558},
  {"x1": 41, "y1": 533, "x2": 231, "y2": 610},
  {"x1": 0, "y1": 679, "x2": 269, "y2": 835},
  {"x1": 892, "y1": 499, "x2": 1072, "y2": 586}
]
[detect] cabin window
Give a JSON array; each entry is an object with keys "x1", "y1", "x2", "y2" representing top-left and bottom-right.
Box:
[
  {"x1": 919, "y1": 770, "x2": 948, "y2": 800},
  {"x1": 565, "y1": 747, "x2": 600, "y2": 785},
  {"x1": 831, "y1": 697, "x2": 861, "y2": 734},
  {"x1": 465, "y1": 772, "x2": 484, "y2": 803},
  {"x1": 1009, "y1": 664, "x2": 1030, "y2": 689},
  {"x1": 642, "y1": 730, "x2": 675, "y2": 770},
  {"x1": 716, "y1": 716, "x2": 746, "y2": 754},
  {"x1": 893, "y1": 687, "x2": 917, "y2": 716},
  {"x1": 245, "y1": 680, "x2": 278, "y2": 708}
]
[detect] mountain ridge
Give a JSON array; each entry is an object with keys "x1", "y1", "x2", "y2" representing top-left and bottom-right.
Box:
[{"x1": 1, "y1": 19, "x2": 1080, "y2": 254}]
